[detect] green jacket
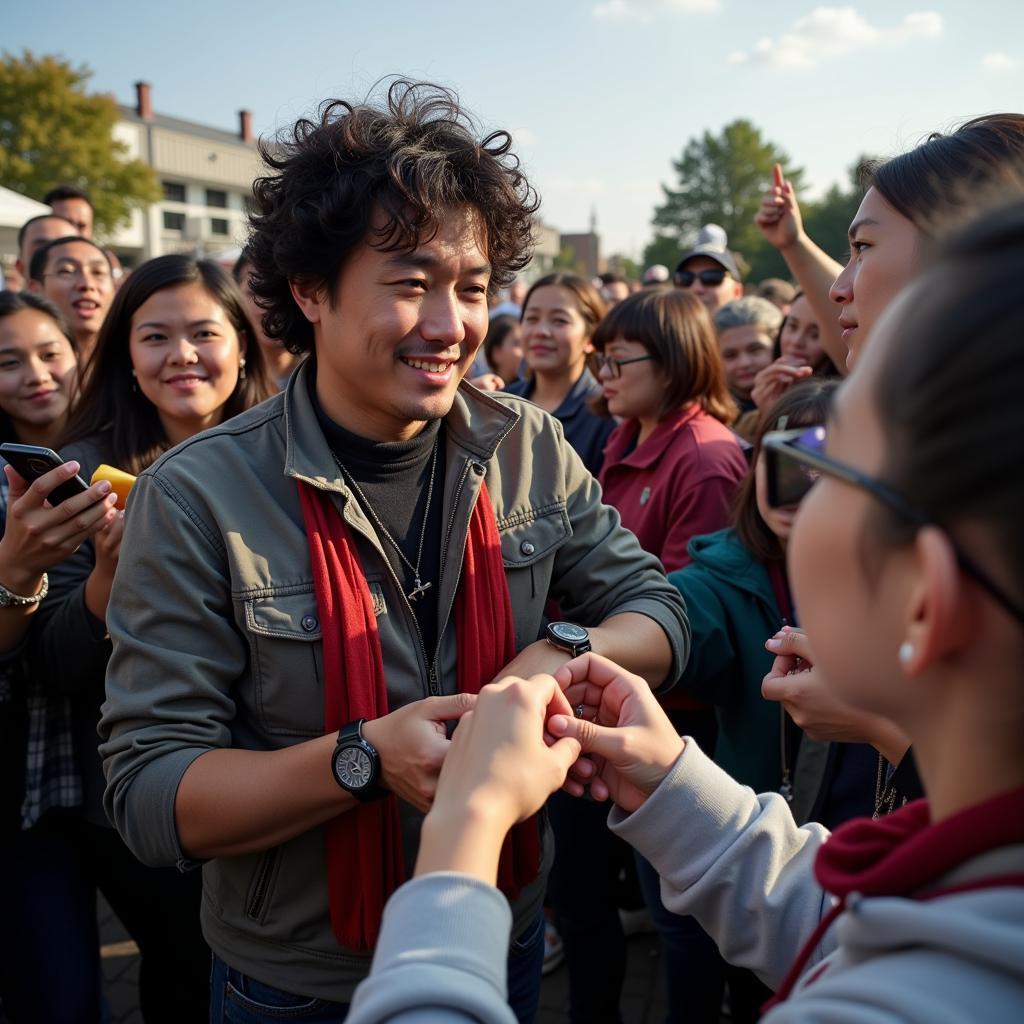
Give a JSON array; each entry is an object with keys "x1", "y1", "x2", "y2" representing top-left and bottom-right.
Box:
[
  {"x1": 98, "y1": 360, "x2": 689, "y2": 1002},
  {"x1": 668, "y1": 528, "x2": 791, "y2": 794}
]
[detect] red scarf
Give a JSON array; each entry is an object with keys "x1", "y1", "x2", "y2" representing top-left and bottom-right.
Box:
[
  {"x1": 766, "y1": 786, "x2": 1024, "y2": 1009},
  {"x1": 299, "y1": 477, "x2": 540, "y2": 951}
]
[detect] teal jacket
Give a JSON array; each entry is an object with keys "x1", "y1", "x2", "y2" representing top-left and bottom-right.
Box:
[{"x1": 668, "y1": 528, "x2": 790, "y2": 794}]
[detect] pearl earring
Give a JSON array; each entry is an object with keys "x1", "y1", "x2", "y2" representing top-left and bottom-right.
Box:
[
  {"x1": 238, "y1": 357, "x2": 247, "y2": 382},
  {"x1": 898, "y1": 642, "x2": 914, "y2": 665}
]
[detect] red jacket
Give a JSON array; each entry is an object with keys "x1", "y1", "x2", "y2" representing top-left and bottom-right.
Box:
[{"x1": 599, "y1": 405, "x2": 747, "y2": 574}]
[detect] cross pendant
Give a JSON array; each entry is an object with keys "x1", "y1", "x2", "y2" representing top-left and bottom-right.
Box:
[{"x1": 407, "y1": 578, "x2": 432, "y2": 602}]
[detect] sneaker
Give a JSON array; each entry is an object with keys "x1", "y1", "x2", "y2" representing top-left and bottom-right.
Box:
[{"x1": 542, "y1": 921, "x2": 565, "y2": 975}]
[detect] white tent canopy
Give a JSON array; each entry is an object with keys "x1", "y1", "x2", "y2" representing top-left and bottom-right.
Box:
[{"x1": 0, "y1": 184, "x2": 49, "y2": 229}]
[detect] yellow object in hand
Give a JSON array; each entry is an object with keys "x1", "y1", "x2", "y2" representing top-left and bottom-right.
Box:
[{"x1": 90, "y1": 464, "x2": 137, "y2": 510}]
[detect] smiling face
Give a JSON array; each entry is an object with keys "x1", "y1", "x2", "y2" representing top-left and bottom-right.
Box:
[
  {"x1": 598, "y1": 336, "x2": 667, "y2": 423},
  {"x1": 676, "y1": 255, "x2": 743, "y2": 313},
  {"x1": 830, "y1": 187, "x2": 920, "y2": 368},
  {"x1": 34, "y1": 240, "x2": 114, "y2": 347},
  {"x1": 778, "y1": 295, "x2": 824, "y2": 367},
  {"x1": 521, "y1": 284, "x2": 594, "y2": 382},
  {"x1": 291, "y1": 205, "x2": 490, "y2": 441},
  {"x1": 717, "y1": 324, "x2": 773, "y2": 399},
  {"x1": 128, "y1": 281, "x2": 246, "y2": 444},
  {"x1": 0, "y1": 309, "x2": 77, "y2": 440}
]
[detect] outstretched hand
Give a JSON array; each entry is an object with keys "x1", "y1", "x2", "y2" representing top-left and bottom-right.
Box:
[
  {"x1": 548, "y1": 653, "x2": 684, "y2": 813},
  {"x1": 754, "y1": 163, "x2": 804, "y2": 252}
]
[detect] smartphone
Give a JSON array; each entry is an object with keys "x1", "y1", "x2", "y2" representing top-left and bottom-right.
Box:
[{"x1": 0, "y1": 443, "x2": 90, "y2": 505}]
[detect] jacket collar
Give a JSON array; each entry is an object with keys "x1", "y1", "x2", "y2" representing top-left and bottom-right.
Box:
[
  {"x1": 514, "y1": 368, "x2": 601, "y2": 419},
  {"x1": 682, "y1": 529, "x2": 778, "y2": 605},
  {"x1": 604, "y1": 404, "x2": 702, "y2": 471},
  {"x1": 283, "y1": 360, "x2": 520, "y2": 493}
]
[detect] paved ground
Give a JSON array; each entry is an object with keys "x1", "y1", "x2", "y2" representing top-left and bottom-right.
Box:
[{"x1": 97, "y1": 897, "x2": 669, "y2": 1023}]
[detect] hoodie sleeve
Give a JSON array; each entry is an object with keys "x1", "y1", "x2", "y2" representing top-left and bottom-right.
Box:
[
  {"x1": 609, "y1": 739, "x2": 836, "y2": 990},
  {"x1": 347, "y1": 873, "x2": 517, "y2": 1024}
]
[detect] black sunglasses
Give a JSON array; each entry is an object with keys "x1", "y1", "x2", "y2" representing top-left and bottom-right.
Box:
[
  {"x1": 763, "y1": 427, "x2": 1024, "y2": 626},
  {"x1": 673, "y1": 268, "x2": 726, "y2": 288}
]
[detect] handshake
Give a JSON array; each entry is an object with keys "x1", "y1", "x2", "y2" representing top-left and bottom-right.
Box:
[{"x1": 413, "y1": 654, "x2": 687, "y2": 884}]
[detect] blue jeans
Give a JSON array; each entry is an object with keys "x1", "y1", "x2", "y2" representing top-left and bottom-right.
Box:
[{"x1": 209, "y1": 910, "x2": 546, "y2": 1024}]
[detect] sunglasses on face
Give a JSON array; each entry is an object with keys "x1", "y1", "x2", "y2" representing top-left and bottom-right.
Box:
[
  {"x1": 673, "y1": 268, "x2": 727, "y2": 288},
  {"x1": 763, "y1": 427, "x2": 1024, "y2": 626}
]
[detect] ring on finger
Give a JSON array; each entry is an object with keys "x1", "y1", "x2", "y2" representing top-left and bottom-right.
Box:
[{"x1": 574, "y1": 703, "x2": 585, "y2": 719}]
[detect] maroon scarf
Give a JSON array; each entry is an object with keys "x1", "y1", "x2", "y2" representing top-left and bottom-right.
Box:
[
  {"x1": 299, "y1": 477, "x2": 540, "y2": 951},
  {"x1": 766, "y1": 785, "x2": 1024, "y2": 1009}
]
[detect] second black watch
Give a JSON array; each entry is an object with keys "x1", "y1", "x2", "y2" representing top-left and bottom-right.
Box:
[
  {"x1": 545, "y1": 621, "x2": 592, "y2": 657},
  {"x1": 331, "y1": 719, "x2": 387, "y2": 802}
]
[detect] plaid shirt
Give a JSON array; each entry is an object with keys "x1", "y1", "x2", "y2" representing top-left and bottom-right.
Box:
[{"x1": 0, "y1": 460, "x2": 83, "y2": 829}]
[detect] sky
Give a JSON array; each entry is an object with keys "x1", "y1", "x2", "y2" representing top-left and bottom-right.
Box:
[{"x1": 9, "y1": 0, "x2": 1024, "y2": 259}]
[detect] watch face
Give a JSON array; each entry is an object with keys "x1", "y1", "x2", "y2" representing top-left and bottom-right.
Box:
[
  {"x1": 335, "y1": 745, "x2": 373, "y2": 790},
  {"x1": 552, "y1": 622, "x2": 588, "y2": 644}
]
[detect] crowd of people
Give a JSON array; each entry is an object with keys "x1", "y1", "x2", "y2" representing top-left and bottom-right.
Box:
[{"x1": 0, "y1": 81, "x2": 1021, "y2": 1024}]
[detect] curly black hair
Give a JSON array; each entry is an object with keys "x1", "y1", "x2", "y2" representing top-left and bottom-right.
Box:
[{"x1": 246, "y1": 79, "x2": 540, "y2": 354}]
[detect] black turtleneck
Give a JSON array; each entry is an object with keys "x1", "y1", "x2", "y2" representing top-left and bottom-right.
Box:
[{"x1": 308, "y1": 371, "x2": 446, "y2": 661}]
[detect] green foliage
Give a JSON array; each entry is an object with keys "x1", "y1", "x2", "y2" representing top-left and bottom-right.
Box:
[
  {"x1": 0, "y1": 51, "x2": 160, "y2": 236},
  {"x1": 646, "y1": 120, "x2": 804, "y2": 279},
  {"x1": 639, "y1": 235, "x2": 681, "y2": 272},
  {"x1": 605, "y1": 253, "x2": 641, "y2": 280}
]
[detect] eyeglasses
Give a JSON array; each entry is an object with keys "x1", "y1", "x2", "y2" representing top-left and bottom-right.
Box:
[
  {"x1": 595, "y1": 353, "x2": 655, "y2": 379},
  {"x1": 673, "y1": 268, "x2": 726, "y2": 288},
  {"x1": 44, "y1": 263, "x2": 112, "y2": 285},
  {"x1": 763, "y1": 426, "x2": 1024, "y2": 626}
]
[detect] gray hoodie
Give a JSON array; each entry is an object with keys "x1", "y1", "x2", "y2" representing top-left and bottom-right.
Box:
[{"x1": 348, "y1": 742, "x2": 1024, "y2": 1023}]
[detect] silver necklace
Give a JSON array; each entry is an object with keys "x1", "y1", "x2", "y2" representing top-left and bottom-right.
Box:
[{"x1": 332, "y1": 435, "x2": 439, "y2": 603}]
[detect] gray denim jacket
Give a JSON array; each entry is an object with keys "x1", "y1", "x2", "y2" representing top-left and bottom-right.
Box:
[{"x1": 99, "y1": 361, "x2": 689, "y2": 1001}]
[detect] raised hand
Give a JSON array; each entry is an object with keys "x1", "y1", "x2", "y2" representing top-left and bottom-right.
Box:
[
  {"x1": 548, "y1": 653, "x2": 684, "y2": 813},
  {"x1": 755, "y1": 163, "x2": 804, "y2": 252},
  {"x1": 750, "y1": 358, "x2": 814, "y2": 411}
]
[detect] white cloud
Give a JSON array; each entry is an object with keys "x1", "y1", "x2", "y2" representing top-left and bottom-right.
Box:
[
  {"x1": 729, "y1": 6, "x2": 943, "y2": 69},
  {"x1": 593, "y1": 0, "x2": 718, "y2": 23},
  {"x1": 982, "y1": 52, "x2": 1018, "y2": 72}
]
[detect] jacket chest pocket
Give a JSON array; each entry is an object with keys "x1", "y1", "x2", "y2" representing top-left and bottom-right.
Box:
[
  {"x1": 499, "y1": 504, "x2": 571, "y2": 650},
  {"x1": 243, "y1": 588, "x2": 324, "y2": 737}
]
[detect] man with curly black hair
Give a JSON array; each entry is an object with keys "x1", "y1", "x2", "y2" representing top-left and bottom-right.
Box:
[{"x1": 99, "y1": 80, "x2": 688, "y2": 1021}]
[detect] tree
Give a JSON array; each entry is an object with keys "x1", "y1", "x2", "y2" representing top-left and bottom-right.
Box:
[
  {"x1": 644, "y1": 120, "x2": 804, "y2": 281},
  {"x1": 0, "y1": 51, "x2": 160, "y2": 236},
  {"x1": 553, "y1": 243, "x2": 586, "y2": 274}
]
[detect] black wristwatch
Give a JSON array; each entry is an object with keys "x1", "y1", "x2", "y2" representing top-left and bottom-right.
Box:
[
  {"x1": 545, "y1": 621, "x2": 592, "y2": 657},
  {"x1": 331, "y1": 720, "x2": 387, "y2": 802}
]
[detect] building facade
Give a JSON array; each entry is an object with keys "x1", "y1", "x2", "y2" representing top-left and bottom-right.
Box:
[{"x1": 109, "y1": 82, "x2": 260, "y2": 266}]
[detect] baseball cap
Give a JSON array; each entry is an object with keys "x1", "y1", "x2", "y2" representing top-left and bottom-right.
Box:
[
  {"x1": 642, "y1": 264, "x2": 670, "y2": 284},
  {"x1": 674, "y1": 243, "x2": 742, "y2": 281}
]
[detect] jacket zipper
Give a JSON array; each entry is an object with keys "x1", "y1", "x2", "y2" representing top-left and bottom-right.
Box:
[{"x1": 246, "y1": 847, "x2": 280, "y2": 921}]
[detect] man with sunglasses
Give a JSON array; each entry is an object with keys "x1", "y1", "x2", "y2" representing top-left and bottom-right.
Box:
[{"x1": 672, "y1": 242, "x2": 744, "y2": 314}]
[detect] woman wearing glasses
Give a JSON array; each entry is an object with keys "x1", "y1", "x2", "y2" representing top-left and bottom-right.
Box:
[
  {"x1": 345, "y1": 198, "x2": 1024, "y2": 1024},
  {"x1": 554, "y1": 287, "x2": 747, "y2": 1023}
]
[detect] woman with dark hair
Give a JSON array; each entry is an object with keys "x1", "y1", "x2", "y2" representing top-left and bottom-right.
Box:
[
  {"x1": 0, "y1": 292, "x2": 122, "y2": 1021},
  {"x1": 232, "y1": 247, "x2": 302, "y2": 390},
  {"x1": 735, "y1": 292, "x2": 840, "y2": 440},
  {"x1": 345, "y1": 197, "x2": 1024, "y2": 1024},
  {"x1": 505, "y1": 273, "x2": 614, "y2": 476},
  {"x1": 17, "y1": 255, "x2": 272, "y2": 1022},
  {"x1": 755, "y1": 113, "x2": 1024, "y2": 371},
  {"x1": 482, "y1": 314, "x2": 523, "y2": 386}
]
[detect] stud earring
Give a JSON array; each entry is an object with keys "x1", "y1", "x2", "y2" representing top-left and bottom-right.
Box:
[
  {"x1": 238, "y1": 356, "x2": 247, "y2": 382},
  {"x1": 898, "y1": 642, "x2": 914, "y2": 665}
]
